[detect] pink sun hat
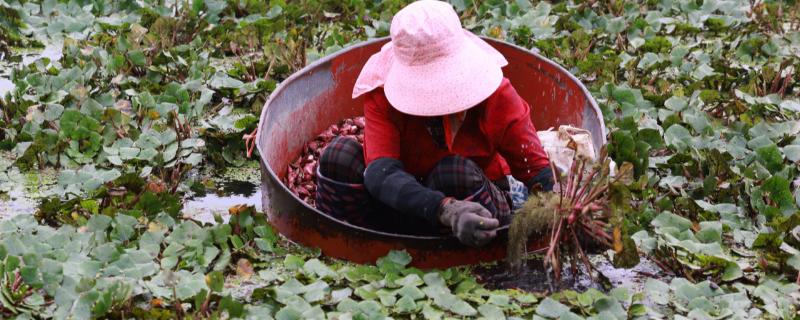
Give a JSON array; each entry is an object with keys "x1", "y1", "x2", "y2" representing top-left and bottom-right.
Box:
[{"x1": 352, "y1": 0, "x2": 508, "y2": 117}]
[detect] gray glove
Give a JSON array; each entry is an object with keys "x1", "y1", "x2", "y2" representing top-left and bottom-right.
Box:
[{"x1": 438, "y1": 198, "x2": 500, "y2": 247}]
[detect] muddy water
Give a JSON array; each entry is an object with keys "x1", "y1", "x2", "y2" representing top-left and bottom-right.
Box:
[
  {"x1": 0, "y1": 78, "x2": 12, "y2": 98},
  {"x1": 0, "y1": 158, "x2": 263, "y2": 222},
  {"x1": 473, "y1": 255, "x2": 669, "y2": 294},
  {"x1": 0, "y1": 186, "x2": 39, "y2": 219},
  {"x1": 0, "y1": 178, "x2": 262, "y2": 222},
  {"x1": 182, "y1": 179, "x2": 262, "y2": 225},
  {"x1": 473, "y1": 256, "x2": 606, "y2": 293},
  {"x1": 180, "y1": 164, "x2": 263, "y2": 224},
  {"x1": 0, "y1": 153, "x2": 57, "y2": 219}
]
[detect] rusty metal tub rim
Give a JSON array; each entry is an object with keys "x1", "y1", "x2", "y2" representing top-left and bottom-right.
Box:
[{"x1": 255, "y1": 36, "x2": 607, "y2": 241}]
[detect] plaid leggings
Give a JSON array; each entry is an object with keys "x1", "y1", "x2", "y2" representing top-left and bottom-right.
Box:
[{"x1": 316, "y1": 137, "x2": 511, "y2": 233}]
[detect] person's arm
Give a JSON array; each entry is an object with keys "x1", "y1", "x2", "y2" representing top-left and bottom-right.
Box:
[
  {"x1": 362, "y1": 90, "x2": 499, "y2": 246},
  {"x1": 486, "y1": 80, "x2": 554, "y2": 191},
  {"x1": 362, "y1": 90, "x2": 445, "y2": 225}
]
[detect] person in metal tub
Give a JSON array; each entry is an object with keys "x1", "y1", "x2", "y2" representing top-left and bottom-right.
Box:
[{"x1": 315, "y1": 0, "x2": 553, "y2": 246}]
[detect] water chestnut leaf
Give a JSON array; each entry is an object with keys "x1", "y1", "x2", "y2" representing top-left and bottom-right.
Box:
[
  {"x1": 478, "y1": 303, "x2": 505, "y2": 319},
  {"x1": 397, "y1": 285, "x2": 425, "y2": 300},
  {"x1": 536, "y1": 297, "x2": 570, "y2": 318},
  {"x1": 664, "y1": 124, "x2": 692, "y2": 152},
  {"x1": 783, "y1": 145, "x2": 800, "y2": 162},
  {"x1": 127, "y1": 50, "x2": 146, "y2": 67},
  {"x1": 395, "y1": 295, "x2": 419, "y2": 313},
  {"x1": 395, "y1": 274, "x2": 423, "y2": 287},
  {"x1": 283, "y1": 254, "x2": 305, "y2": 270},
  {"x1": 302, "y1": 259, "x2": 336, "y2": 280},
  {"x1": 721, "y1": 262, "x2": 743, "y2": 281},
  {"x1": 756, "y1": 144, "x2": 784, "y2": 174}
]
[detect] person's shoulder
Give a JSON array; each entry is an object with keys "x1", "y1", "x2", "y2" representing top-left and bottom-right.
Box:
[
  {"x1": 364, "y1": 88, "x2": 391, "y2": 109},
  {"x1": 483, "y1": 78, "x2": 525, "y2": 113},
  {"x1": 486, "y1": 77, "x2": 518, "y2": 102}
]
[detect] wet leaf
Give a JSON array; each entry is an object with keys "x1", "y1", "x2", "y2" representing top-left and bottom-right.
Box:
[
  {"x1": 536, "y1": 298, "x2": 570, "y2": 318},
  {"x1": 478, "y1": 304, "x2": 505, "y2": 319},
  {"x1": 127, "y1": 50, "x2": 146, "y2": 66},
  {"x1": 303, "y1": 259, "x2": 336, "y2": 280},
  {"x1": 664, "y1": 124, "x2": 692, "y2": 152},
  {"x1": 395, "y1": 295, "x2": 419, "y2": 313}
]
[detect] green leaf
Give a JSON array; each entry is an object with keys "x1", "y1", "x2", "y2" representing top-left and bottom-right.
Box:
[
  {"x1": 219, "y1": 295, "x2": 245, "y2": 318},
  {"x1": 265, "y1": 5, "x2": 283, "y2": 19},
  {"x1": 756, "y1": 144, "x2": 784, "y2": 173},
  {"x1": 664, "y1": 96, "x2": 688, "y2": 111},
  {"x1": 645, "y1": 278, "x2": 670, "y2": 305},
  {"x1": 664, "y1": 124, "x2": 692, "y2": 152},
  {"x1": 395, "y1": 295, "x2": 419, "y2": 313},
  {"x1": 536, "y1": 298, "x2": 570, "y2": 318},
  {"x1": 302, "y1": 259, "x2": 336, "y2": 280},
  {"x1": 783, "y1": 145, "x2": 800, "y2": 162},
  {"x1": 330, "y1": 288, "x2": 351, "y2": 304},
  {"x1": 397, "y1": 285, "x2": 425, "y2": 300},
  {"x1": 176, "y1": 272, "x2": 207, "y2": 300},
  {"x1": 395, "y1": 274, "x2": 423, "y2": 287},
  {"x1": 302, "y1": 280, "x2": 329, "y2": 303},
  {"x1": 762, "y1": 176, "x2": 796, "y2": 215},
  {"x1": 422, "y1": 273, "x2": 446, "y2": 288},
  {"x1": 377, "y1": 289, "x2": 397, "y2": 306},
  {"x1": 376, "y1": 250, "x2": 412, "y2": 274},
  {"x1": 275, "y1": 306, "x2": 302, "y2": 320},
  {"x1": 593, "y1": 297, "x2": 626, "y2": 319},
  {"x1": 421, "y1": 302, "x2": 444, "y2": 320},
  {"x1": 478, "y1": 304, "x2": 505, "y2": 319},
  {"x1": 208, "y1": 271, "x2": 224, "y2": 292},
  {"x1": 722, "y1": 262, "x2": 743, "y2": 281},
  {"x1": 44, "y1": 104, "x2": 64, "y2": 121},
  {"x1": 229, "y1": 235, "x2": 244, "y2": 249},
  {"x1": 128, "y1": 50, "x2": 146, "y2": 66},
  {"x1": 652, "y1": 212, "x2": 693, "y2": 231},
  {"x1": 422, "y1": 285, "x2": 476, "y2": 316},
  {"x1": 87, "y1": 215, "x2": 112, "y2": 232},
  {"x1": 209, "y1": 73, "x2": 244, "y2": 89},
  {"x1": 283, "y1": 254, "x2": 304, "y2": 270}
]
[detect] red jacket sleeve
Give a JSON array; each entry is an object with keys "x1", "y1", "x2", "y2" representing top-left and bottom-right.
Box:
[
  {"x1": 483, "y1": 80, "x2": 550, "y2": 183},
  {"x1": 363, "y1": 89, "x2": 401, "y2": 165},
  {"x1": 362, "y1": 89, "x2": 445, "y2": 223}
]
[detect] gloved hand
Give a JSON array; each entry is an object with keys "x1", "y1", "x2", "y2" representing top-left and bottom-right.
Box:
[
  {"x1": 527, "y1": 166, "x2": 555, "y2": 192},
  {"x1": 438, "y1": 198, "x2": 500, "y2": 247}
]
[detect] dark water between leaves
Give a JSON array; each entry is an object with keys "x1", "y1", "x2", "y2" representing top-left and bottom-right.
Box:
[
  {"x1": 474, "y1": 256, "x2": 605, "y2": 293},
  {"x1": 473, "y1": 254, "x2": 668, "y2": 294}
]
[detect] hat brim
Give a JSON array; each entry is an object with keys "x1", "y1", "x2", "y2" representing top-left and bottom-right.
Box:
[{"x1": 383, "y1": 33, "x2": 504, "y2": 117}]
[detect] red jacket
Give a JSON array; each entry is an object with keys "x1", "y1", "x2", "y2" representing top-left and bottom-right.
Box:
[{"x1": 363, "y1": 78, "x2": 550, "y2": 183}]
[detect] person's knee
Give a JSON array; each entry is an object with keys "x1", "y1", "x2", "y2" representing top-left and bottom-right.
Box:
[
  {"x1": 318, "y1": 137, "x2": 365, "y2": 184},
  {"x1": 426, "y1": 155, "x2": 485, "y2": 199}
]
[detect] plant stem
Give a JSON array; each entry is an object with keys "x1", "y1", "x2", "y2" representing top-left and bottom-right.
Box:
[
  {"x1": 573, "y1": 168, "x2": 598, "y2": 204},
  {"x1": 572, "y1": 230, "x2": 594, "y2": 282},
  {"x1": 569, "y1": 159, "x2": 585, "y2": 203}
]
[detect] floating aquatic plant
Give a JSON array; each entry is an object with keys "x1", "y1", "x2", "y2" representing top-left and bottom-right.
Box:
[{"x1": 507, "y1": 145, "x2": 637, "y2": 281}]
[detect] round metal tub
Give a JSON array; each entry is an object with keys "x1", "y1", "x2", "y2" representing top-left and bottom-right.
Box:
[{"x1": 256, "y1": 37, "x2": 607, "y2": 268}]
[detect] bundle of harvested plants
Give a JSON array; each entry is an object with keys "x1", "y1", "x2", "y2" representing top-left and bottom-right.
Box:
[
  {"x1": 507, "y1": 145, "x2": 636, "y2": 281},
  {"x1": 285, "y1": 117, "x2": 365, "y2": 205}
]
